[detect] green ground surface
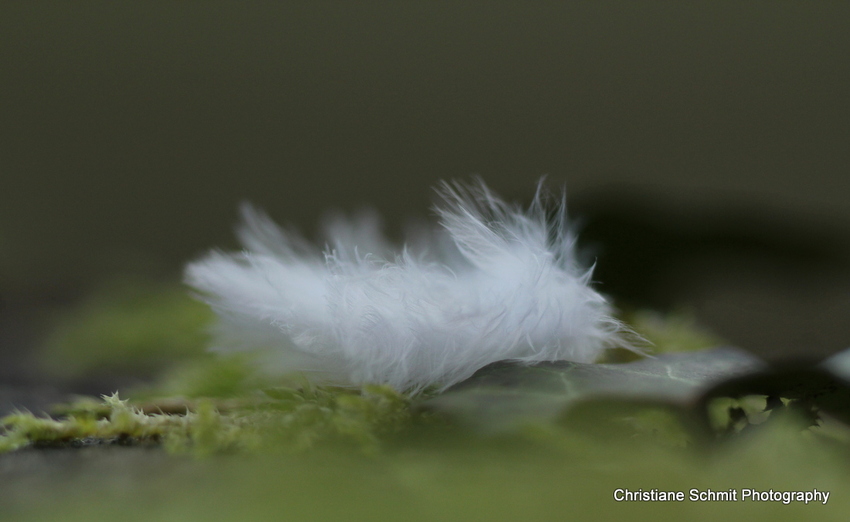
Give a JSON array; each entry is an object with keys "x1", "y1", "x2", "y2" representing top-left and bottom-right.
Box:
[{"x1": 2, "y1": 280, "x2": 847, "y2": 521}]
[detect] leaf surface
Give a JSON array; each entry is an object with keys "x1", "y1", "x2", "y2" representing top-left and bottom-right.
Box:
[{"x1": 423, "y1": 347, "x2": 765, "y2": 432}]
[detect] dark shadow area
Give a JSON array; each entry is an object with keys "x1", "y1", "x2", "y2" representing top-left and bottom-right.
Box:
[{"x1": 574, "y1": 186, "x2": 850, "y2": 360}]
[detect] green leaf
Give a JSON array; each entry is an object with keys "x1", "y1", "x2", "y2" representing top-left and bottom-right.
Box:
[{"x1": 423, "y1": 347, "x2": 765, "y2": 433}]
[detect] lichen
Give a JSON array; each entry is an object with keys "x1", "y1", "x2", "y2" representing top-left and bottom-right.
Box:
[{"x1": 0, "y1": 386, "x2": 416, "y2": 457}]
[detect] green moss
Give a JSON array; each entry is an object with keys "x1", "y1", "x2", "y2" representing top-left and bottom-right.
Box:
[
  {"x1": 143, "y1": 355, "x2": 260, "y2": 399},
  {"x1": 0, "y1": 385, "x2": 416, "y2": 457},
  {"x1": 4, "y1": 402, "x2": 850, "y2": 522},
  {"x1": 16, "y1": 281, "x2": 850, "y2": 520},
  {"x1": 628, "y1": 308, "x2": 724, "y2": 354},
  {"x1": 39, "y1": 277, "x2": 213, "y2": 378}
]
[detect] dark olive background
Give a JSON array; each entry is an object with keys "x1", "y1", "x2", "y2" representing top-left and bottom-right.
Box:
[{"x1": 2, "y1": 1, "x2": 850, "y2": 387}]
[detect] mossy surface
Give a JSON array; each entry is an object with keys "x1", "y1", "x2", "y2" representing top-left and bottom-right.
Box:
[
  {"x1": 1, "y1": 383, "x2": 416, "y2": 457},
  {"x1": 5, "y1": 279, "x2": 850, "y2": 521},
  {"x1": 38, "y1": 278, "x2": 213, "y2": 378},
  {"x1": 3, "y1": 399, "x2": 850, "y2": 521}
]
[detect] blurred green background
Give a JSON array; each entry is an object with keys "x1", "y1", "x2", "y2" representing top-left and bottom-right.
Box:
[{"x1": 2, "y1": 1, "x2": 850, "y2": 390}]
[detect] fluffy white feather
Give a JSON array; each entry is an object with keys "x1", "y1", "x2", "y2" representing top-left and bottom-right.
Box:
[{"x1": 185, "y1": 180, "x2": 632, "y2": 392}]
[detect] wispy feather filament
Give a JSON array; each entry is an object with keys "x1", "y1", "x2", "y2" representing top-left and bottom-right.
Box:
[{"x1": 185, "y1": 180, "x2": 632, "y2": 392}]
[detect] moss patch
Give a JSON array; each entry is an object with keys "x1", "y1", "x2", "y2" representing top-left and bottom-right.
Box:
[
  {"x1": 9, "y1": 281, "x2": 848, "y2": 521},
  {"x1": 1, "y1": 384, "x2": 416, "y2": 457},
  {"x1": 39, "y1": 278, "x2": 213, "y2": 378}
]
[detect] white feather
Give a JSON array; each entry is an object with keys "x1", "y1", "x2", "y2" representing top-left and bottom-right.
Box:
[{"x1": 185, "y1": 180, "x2": 633, "y2": 392}]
